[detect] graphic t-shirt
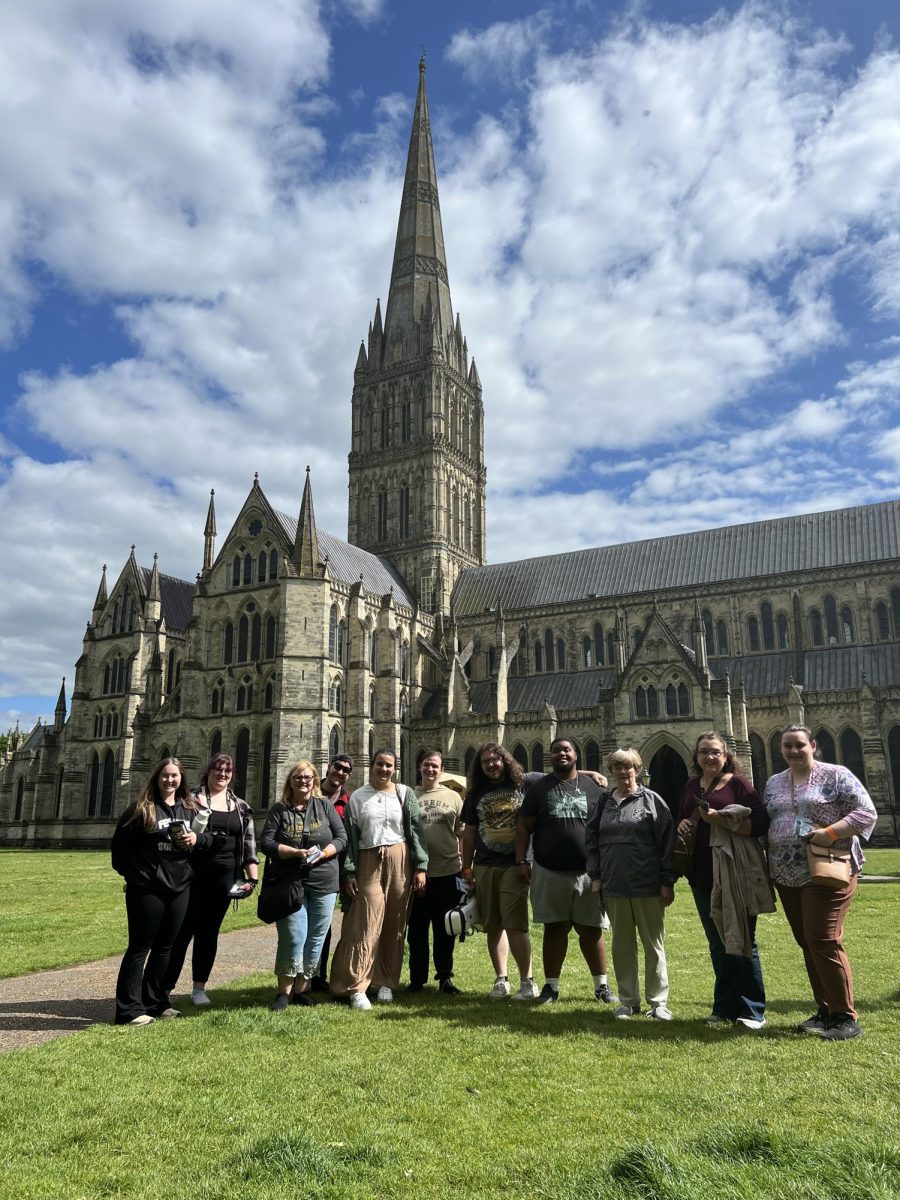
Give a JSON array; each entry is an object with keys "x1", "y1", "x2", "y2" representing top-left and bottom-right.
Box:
[
  {"x1": 461, "y1": 783, "x2": 525, "y2": 867},
  {"x1": 520, "y1": 772, "x2": 603, "y2": 873},
  {"x1": 415, "y1": 784, "x2": 464, "y2": 877}
]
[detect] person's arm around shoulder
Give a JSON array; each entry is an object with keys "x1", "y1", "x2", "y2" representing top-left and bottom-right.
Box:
[
  {"x1": 586, "y1": 790, "x2": 608, "y2": 896},
  {"x1": 323, "y1": 797, "x2": 348, "y2": 860}
]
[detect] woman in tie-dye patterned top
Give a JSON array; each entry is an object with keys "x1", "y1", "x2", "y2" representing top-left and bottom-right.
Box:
[{"x1": 764, "y1": 724, "x2": 876, "y2": 1042}]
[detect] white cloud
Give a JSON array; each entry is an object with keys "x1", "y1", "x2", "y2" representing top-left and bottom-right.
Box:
[
  {"x1": 446, "y1": 11, "x2": 554, "y2": 83},
  {"x1": 3, "y1": 2, "x2": 900, "y2": 715}
]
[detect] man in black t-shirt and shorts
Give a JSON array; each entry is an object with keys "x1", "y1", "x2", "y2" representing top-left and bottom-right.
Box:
[{"x1": 515, "y1": 737, "x2": 618, "y2": 1005}]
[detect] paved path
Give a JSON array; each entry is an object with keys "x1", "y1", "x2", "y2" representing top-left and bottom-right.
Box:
[{"x1": 0, "y1": 924, "x2": 276, "y2": 1054}]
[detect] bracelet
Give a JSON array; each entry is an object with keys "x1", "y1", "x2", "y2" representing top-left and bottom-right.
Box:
[{"x1": 825, "y1": 826, "x2": 838, "y2": 843}]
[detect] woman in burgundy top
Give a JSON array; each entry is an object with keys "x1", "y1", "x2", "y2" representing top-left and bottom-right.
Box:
[{"x1": 677, "y1": 731, "x2": 769, "y2": 1029}]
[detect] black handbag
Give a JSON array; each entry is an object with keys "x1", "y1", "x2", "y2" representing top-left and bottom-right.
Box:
[{"x1": 256, "y1": 862, "x2": 304, "y2": 924}]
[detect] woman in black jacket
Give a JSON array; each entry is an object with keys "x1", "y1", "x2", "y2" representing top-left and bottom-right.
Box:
[
  {"x1": 164, "y1": 753, "x2": 258, "y2": 1008},
  {"x1": 259, "y1": 761, "x2": 347, "y2": 1011},
  {"x1": 111, "y1": 758, "x2": 209, "y2": 1026}
]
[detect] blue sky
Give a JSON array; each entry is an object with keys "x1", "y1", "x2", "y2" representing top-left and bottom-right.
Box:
[{"x1": 2, "y1": 0, "x2": 899, "y2": 730}]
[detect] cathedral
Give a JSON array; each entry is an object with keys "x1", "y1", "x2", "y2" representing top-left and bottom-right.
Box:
[{"x1": 3, "y1": 62, "x2": 900, "y2": 847}]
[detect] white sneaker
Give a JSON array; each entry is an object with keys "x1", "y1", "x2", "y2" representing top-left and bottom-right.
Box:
[
  {"x1": 127, "y1": 1014, "x2": 155, "y2": 1027},
  {"x1": 736, "y1": 1016, "x2": 766, "y2": 1031},
  {"x1": 191, "y1": 988, "x2": 211, "y2": 1007},
  {"x1": 511, "y1": 978, "x2": 540, "y2": 1001},
  {"x1": 489, "y1": 977, "x2": 511, "y2": 1000},
  {"x1": 348, "y1": 992, "x2": 372, "y2": 1011},
  {"x1": 375, "y1": 986, "x2": 394, "y2": 1003},
  {"x1": 613, "y1": 1004, "x2": 634, "y2": 1020},
  {"x1": 647, "y1": 1005, "x2": 673, "y2": 1021}
]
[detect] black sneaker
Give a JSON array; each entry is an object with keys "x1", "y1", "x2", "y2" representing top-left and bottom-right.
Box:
[
  {"x1": 406, "y1": 982, "x2": 425, "y2": 993},
  {"x1": 820, "y1": 1014, "x2": 863, "y2": 1041},
  {"x1": 795, "y1": 1007, "x2": 829, "y2": 1035},
  {"x1": 438, "y1": 979, "x2": 461, "y2": 995},
  {"x1": 595, "y1": 983, "x2": 619, "y2": 1005},
  {"x1": 309, "y1": 976, "x2": 329, "y2": 993},
  {"x1": 536, "y1": 983, "x2": 559, "y2": 1005},
  {"x1": 270, "y1": 992, "x2": 292, "y2": 1012},
  {"x1": 291, "y1": 991, "x2": 314, "y2": 1006}
]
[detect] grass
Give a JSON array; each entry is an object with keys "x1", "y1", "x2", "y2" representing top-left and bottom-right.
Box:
[
  {"x1": 1, "y1": 847, "x2": 898, "y2": 979},
  {"x1": 0, "y1": 849, "x2": 260, "y2": 978},
  {"x1": 0, "y1": 851, "x2": 898, "y2": 1198}
]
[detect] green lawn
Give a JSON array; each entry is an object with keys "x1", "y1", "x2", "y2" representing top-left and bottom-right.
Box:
[
  {"x1": 0, "y1": 851, "x2": 898, "y2": 1198},
  {"x1": 0, "y1": 847, "x2": 898, "y2": 979},
  {"x1": 0, "y1": 849, "x2": 259, "y2": 978}
]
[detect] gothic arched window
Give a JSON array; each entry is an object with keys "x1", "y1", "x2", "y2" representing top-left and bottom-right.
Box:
[
  {"x1": 251, "y1": 614, "x2": 262, "y2": 661},
  {"x1": 777, "y1": 614, "x2": 790, "y2": 649},
  {"x1": 582, "y1": 637, "x2": 593, "y2": 668},
  {"x1": 769, "y1": 731, "x2": 787, "y2": 774},
  {"x1": 265, "y1": 615, "x2": 276, "y2": 659},
  {"x1": 232, "y1": 555, "x2": 241, "y2": 587},
  {"x1": 329, "y1": 606, "x2": 338, "y2": 662},
  {"x1": 747, "y1": 616, "x2": 760, "y2": 652},
  {"x1": 840, "y1": 728, "x2": 865, "y2": 784},
  {"x1": 716, "y1": 620, "x2": 728, "y2": 654},
  {"x1": 258, "y1": 551, "x2": 267, "y2": 583},
  {"x1": 243, "y1": 553, "x2": 253, "y2": 586},
  {"x1": 814, "y1": 728, "x2": 836, "y2": 763},
  {"x1": 823, "y1": 595, "x2": 839, "y2": 644},
  {"x1": 238, "y1": 615, "x2": 249, "y2": 663},
  {"x1": 269, "y1": 549, "x2": 278, "y2": 580},
  {"x1": 223, "y1": 623, "x2": 234, "y2": 665},
  {"x1": 841, "y1": 607, "x2": 855, "y2": 643},
  {"x1": 556, "y1": 638, "x2": 565, "y2": 670},
  {"x1": 761, "y1": 603, "x2": 775, "y2": 650},
  {"x1": 701, "y1": 609, "x2": 714, "y2": 647},
  {"x1": 875, "y1": 602, "x2": 890, "y2": 641},
  {"x1": 585, "y1": 739, "x2": 601, "y2": 772},
  {"x1": 594, "y1": 622, "x2": 604, "y2": 665},
  {"x1": 512, "y1": 743, "x2": 528, "y2": 770},
  {"x1": 748, "y1": 733, "x2": 767, "y2": 792},
  {"x1": 531, "y1": 744, "x2": 544, "y2": 773},
  {"x1": 534, "y1": 641, "x2": 543, "y2": 673},
  {"x1": 100, "y1": 749, "x2": 115, "y2": 818},
  {"x1": 809, "y1": 608, "x2": 824, "y2": 646},
  {"x1": 544, "y1": 629, "x2": 554, "y2": 673}
]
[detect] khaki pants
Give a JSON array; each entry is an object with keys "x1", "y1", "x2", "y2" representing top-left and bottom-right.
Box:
[
  {"x1": 330, "y1": 843, "x2": 411, "y2": 995},
  {"x1": 605, "y1": 895, "x2": 669, "y2": 1010}
]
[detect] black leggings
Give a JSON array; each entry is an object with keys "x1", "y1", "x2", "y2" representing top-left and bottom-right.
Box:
[
  {"x1": 165, "y1": 862, "x2": 234, "y2": 990},
  {"x1": 115, "y1": 885, "x2": 189, "y2": 1023}
]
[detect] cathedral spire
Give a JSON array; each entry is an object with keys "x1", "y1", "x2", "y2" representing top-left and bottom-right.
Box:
[
  {"x1": 93, "y1": 564, "x2": 108, "y2": 614},
  {"x1": 294, "y1": 467, "x2": 321, "y2": 578},
  {"x1": 54, "y1": 677, "x2": 66, "y2": 732},
  {"x1": 203, "y1": 489, "x2": 217, "y2": 572},
  {"x1": 383, "y1": 57, "x2": 454, "y2": 353}
]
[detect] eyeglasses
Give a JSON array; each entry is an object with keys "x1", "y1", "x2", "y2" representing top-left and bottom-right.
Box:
[
  {"x1": 699, "y1": 750, "x2": 724, "y2": 758},
  {"x1": 292, "y1": 775, "x2": 314, "y2": 784}
]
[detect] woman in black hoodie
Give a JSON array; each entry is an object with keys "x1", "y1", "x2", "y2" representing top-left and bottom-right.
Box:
[{"x1": 111, "y1": 758, "x2": 208, "y2": 1025}]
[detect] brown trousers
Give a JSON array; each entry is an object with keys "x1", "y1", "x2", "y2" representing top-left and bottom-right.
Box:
[
  {"x1": 330, "y1": 843, "x2": 412, "y2": 995},
  {"x1": 777, "y1": 876, "x2": 858, "y2": 1019}
]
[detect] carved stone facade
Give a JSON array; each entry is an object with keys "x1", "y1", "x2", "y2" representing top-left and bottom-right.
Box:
[{"x1": 2, "y1": 62, "x2": 899, "y2": 846}]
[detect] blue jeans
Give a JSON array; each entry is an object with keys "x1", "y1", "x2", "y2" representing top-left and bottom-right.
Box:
[
  {"x1": 275, "y1": 891, "x2": 337, "y2": 978},
  {"x1": 692, "y1": 887, "x2": 765, "y2": 1022}
]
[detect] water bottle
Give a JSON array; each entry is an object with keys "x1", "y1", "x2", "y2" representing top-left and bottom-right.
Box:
[{"x1": 192, "y1": 804, "x2": 211, "y2": 834}]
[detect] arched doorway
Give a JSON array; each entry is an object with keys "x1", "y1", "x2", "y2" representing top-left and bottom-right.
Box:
[{"x1": 647, "y1": 745, "x2": 689, "y2": 818}]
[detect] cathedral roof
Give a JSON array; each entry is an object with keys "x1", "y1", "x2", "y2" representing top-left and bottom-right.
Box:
[
  {"x1": 715, "y1": 643, "x2": 900, "y2": 695},
  {"x1": 452, "y1": 499, "x2": 900, "y2": 614},
  {"x1": 465, "y1": 668, "x2": 615, "y2": 716},
  {"x1": 135, "y1": 567, "x2": 195, "y2": 631},
  {"x1": 275, "y1": 513, "x2": 414, "y2": 607}
]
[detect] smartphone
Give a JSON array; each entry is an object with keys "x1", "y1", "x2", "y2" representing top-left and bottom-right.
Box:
[{"x1": 169, "y1": 820, "x2": 186, "y2": 840}]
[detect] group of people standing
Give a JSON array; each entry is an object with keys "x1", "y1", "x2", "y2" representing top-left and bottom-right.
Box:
[{"x1": 111, "y1": 724, "x2": 878, "y2": 1041}]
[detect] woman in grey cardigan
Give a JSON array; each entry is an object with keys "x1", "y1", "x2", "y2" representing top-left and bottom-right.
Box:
[
  {"x1": 260, "y1": 761, "x2": 346, "y2": 1011},
  {"x1": 586, "y1": 747, "x2": 676, "y2": 1021}
]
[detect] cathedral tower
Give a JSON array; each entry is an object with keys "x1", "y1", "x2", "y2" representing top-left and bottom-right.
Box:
[{"x1": 348, "y1": 58, "x2": 486, "y2": 614}]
